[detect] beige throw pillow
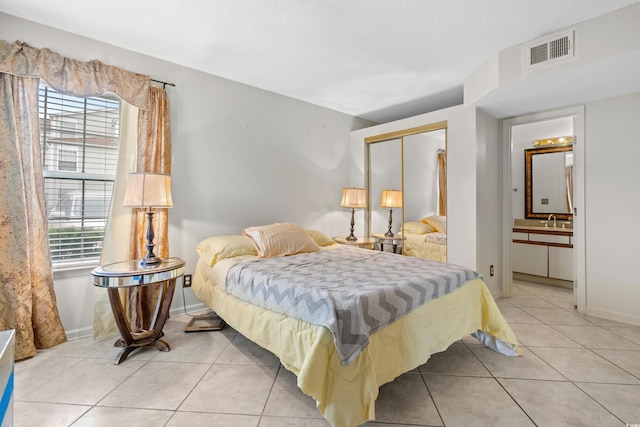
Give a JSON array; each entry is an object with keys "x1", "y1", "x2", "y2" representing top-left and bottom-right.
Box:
[
  {"x1": 421, "y1": 215, "x2": 447, "y2": 233},
  {"x1": 243, "y1": 222, "x2": 320, "y2": 258}
]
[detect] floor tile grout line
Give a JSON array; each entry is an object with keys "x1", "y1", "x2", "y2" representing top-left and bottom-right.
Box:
[
  {"x1": 493, "y1": 377, "x2": 540, "y2": 426},
  {"x1": 582, "y1": 347, "x2": 640, "y2": 383},
  {"x1": 14, "y1": 353, "x2": 87, "y2": 399},
  {"x1": 543, "y1": 322, "x2": 640, "y2": 351},
  {"x1": 168, "y1": 360, "x2": 217, "y2": 419},
  {"x1": 417, "y1": 369, "x2": 445, "y2": 427},
  {"x1": 519, "y1": 345, "x2": 572, "y2": 382},
  {"x1": 570, "y1": 381, "x2": 628, "y2": 425},
  {"x1": 464, "y1": 339, "x2": 544, "y2": 426},
  {"x1": 93, "y1": 356, "x2": 153, "y2": 409},
  {"x1": 258, "y1": 365, "x2": 284, "y2": 425}
]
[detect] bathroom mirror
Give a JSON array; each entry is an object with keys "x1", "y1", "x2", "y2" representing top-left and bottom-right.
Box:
[{"x1": 524, "y1": 145, "x2": 573, "y2": 220}]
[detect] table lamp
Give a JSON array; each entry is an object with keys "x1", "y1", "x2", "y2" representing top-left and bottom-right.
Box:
[
  {"x1": 123, "y1": 172, "x2": 173, "y2": 266},
  {"x1": 380, "y1": 189, "x2": 402, "y2": 237},
  {"x1": 340, "y1": 187, "x2": 366, "y2": 241}
]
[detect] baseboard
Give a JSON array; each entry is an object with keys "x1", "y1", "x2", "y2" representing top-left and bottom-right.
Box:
[
  {"x1": 170, "y1": 302, "x2": 209, "y2": 318},
  {"x1": 64, "y1": 325, "x2": 94, "y2": 341},
  {"x1": 64, "y1": 302, "x2": 210, "y2": 341},
  {"x1": 513, "y1": 273, "x2": 573, "y2": 289},
  {"x1": 585, "y1": 307, "x2": 640, "y2": 327}
]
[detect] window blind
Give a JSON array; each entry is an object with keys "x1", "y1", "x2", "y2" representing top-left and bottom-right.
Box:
[{"x1": 39, "y1": 84, "x2": 121, "y2": 267}]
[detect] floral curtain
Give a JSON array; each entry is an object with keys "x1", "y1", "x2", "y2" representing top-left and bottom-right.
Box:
[
  {"x1": 0, "y1": 73, "x2": 67, "y2": 360},
  {"x1": 437, "y1": 151, "x2": 447, "y2": 216},
  {"x1": 0, "y1": 40, "x2": 150, "y2": 108},
  {"x1": 0, "y1": 39, "x2": 155, "y2": 358},
  {"x1": 127, "y1": 86, "x2": 172, "y2": 331}
]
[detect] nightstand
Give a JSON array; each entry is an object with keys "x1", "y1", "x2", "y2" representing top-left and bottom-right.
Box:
[
  {"x1": 91, "y1": 257, "x2": 185, "y2": 364},
  {"x1": 372, "y1": 233, "x2": 403, "y2": 254},
  {"x1": 332, "y1": 236, "x2": 376, "y2": 249}
]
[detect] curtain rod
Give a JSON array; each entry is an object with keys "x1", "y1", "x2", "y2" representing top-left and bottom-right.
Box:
[{"x1": 151, "y1": 78, "x2": 175, "y2": 88}]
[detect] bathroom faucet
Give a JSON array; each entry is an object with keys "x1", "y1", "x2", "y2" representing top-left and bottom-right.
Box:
[{"x1": 548, "y1": 214, "x2": 556, "y2": 228}]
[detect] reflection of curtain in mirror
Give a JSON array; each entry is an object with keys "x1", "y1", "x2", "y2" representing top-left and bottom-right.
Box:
[
  {"x1": 566, "y1": 165, "x2": 573, "y2": 213},
  {"x1": 437, "y1": 151, "x2": 447, "y2": 216}
]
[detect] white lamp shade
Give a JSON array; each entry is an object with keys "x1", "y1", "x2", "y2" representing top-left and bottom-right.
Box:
[
  {"x1": 380, "y1": 189, "x2": 403, "y2": 208},
  {"x1": 340, "y1": 187, "x2": 366, "y2": 209},
  {"x1": 122, "y1": 172, "x2": 173, "y2": 208}
]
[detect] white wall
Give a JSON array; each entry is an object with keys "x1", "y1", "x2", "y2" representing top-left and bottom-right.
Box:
[
  {"x1": 475, "y1": 110, "x2": 501, "y2": 294},
  {"x1": 584, "y1": 92, "x2": 640, "y2": 325},
  {"x1": 466, "y1": 3, "x2": 640, "y2": 119},
  {"x1": 0, "y1": 13, "x2": 373, "y2": 338}
]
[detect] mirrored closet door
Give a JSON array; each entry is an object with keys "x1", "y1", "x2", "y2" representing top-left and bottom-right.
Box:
[{"x1": 365, "y1": 122, "x2": 448, "y2": 262}]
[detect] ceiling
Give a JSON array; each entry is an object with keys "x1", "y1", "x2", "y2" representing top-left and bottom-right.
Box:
[{"x1": 0, "y1": 0, "x2": 638, "y2": 123}]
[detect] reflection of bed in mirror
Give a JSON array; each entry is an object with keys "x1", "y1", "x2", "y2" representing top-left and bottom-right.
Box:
[{"x1": 401, "y1": 215, "x2": 447, "y2": 262}]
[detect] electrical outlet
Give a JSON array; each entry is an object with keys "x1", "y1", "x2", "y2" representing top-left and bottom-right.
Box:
[
  {"x1": 490, "y1": 265, "x2": 494, "y2": 277},
  {"x1": 183, "y1": 274, "x2": 192, "y2": 287}
]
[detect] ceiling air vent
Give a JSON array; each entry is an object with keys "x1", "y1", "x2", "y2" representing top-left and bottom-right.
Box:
[{"x1": 526, "y1": 30, "x2": 574, "y2": 69}]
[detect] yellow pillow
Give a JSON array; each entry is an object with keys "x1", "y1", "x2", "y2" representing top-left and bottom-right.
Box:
[
  {"x1": 421, "y1": 215, "x2": 447, "y2": 233},
  {"x1": 307, "y1": 229, "x2": 337, "y2": 247},
  {"x1": 243, "y1": 222, "x2": 320, "y2": 258},
  {"x1": 402, "y1": 221, "x2": 435, "y2": 234},
  {"x1": 196, "y1": 235, "x2": 257, "y2": 266}
]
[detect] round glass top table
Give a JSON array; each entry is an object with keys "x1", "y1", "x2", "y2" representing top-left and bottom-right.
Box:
[
  {"x1": 372, "y1": 233, "x2": 404, "y2": 254},
  {"x1": 332, "y1": 236, "x2": 376, "y2": 249},
  {"x1": 92, "y1": 257, "x2": 185, "y2": 288},
  {"x1": 91, "y1": 257, "x2": 185, "y2": 364}
]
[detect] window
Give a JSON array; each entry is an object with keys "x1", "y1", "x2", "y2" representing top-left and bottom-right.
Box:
[
  {"x1": 39, "y1": 84, "x2": 121, "y2": 267},
  {"x1": 57, "y1": 148, "x2": 78, "y2": 171}
]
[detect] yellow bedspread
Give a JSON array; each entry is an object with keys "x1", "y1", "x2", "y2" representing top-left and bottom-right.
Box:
[
  {"x1": 192, "y1": 251, "x2": 518, "y2": 427},
  {"x1": 402, "y1": 232, "x2": 447, "y2": 262}
]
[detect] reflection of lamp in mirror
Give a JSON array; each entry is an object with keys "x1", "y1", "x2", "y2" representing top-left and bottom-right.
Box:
[
  {"x1": 123, "y1": 172, "x2": 173, "y2": 266},
  {"x1": 340, "y1": 187, "x2": 366, "y2": 241},
  {"x1": 380, "y1": 189, "x2": 402, "y2": 237}
]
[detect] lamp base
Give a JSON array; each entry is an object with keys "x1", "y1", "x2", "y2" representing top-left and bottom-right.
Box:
[
  {"x1": 346, "y1": 207, "x2": 358, "y2": 241},
  {"x1": 139, "y1": 255, "x2": 163, "y2": 267},
  {"x1": 385, "y1": 208, "x2": 395, "y2": 238}
]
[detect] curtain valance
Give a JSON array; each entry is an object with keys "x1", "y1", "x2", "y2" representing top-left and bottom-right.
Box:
[{"x1": 0, "y1": 40, "x2": 150, "y2": 110}]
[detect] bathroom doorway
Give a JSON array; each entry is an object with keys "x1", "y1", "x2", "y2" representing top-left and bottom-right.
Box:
[{"x1": 502, "y1": 107, "x2": 586, "y2": 313}]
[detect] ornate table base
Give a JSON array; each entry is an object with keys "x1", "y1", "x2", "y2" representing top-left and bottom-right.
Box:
[{"x1": 107, "y1": 278, "x2": 176, "y2": 365}]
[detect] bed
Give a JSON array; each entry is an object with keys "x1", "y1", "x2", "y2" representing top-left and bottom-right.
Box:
[
  {"x1": 191, "y1": 223, "x2": 518, "y2": 427},
  {"x1": 401, "y1": 215, "x2": 447, "y2": 262}
]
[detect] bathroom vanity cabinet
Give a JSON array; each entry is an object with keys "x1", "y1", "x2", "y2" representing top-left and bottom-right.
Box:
[{"x1": 512, "y1": 226, "x2": 573, "y2": 285}]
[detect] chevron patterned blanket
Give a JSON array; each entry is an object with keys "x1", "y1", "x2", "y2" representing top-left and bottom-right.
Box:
[{"x1": 225, "y1": 246, "x2": 481, "y2": 365}]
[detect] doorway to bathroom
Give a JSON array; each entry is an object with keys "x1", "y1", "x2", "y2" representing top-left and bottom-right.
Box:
[{"x1": 501, "y1": 106, "x2": 586, "y2": 313}]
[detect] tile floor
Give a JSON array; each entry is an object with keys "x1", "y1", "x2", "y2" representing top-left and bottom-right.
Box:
[{"x1": 13, "y1": 281, "x2": 640, "y2": 426}]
